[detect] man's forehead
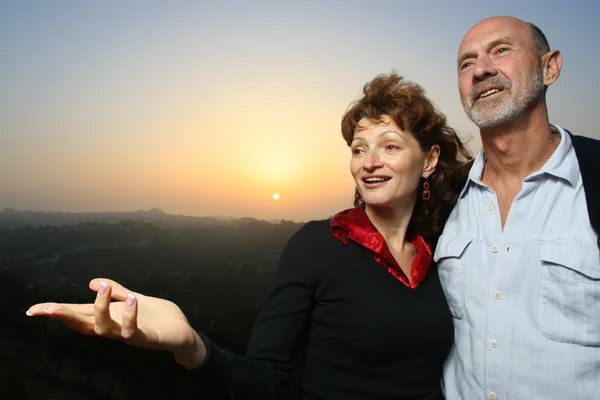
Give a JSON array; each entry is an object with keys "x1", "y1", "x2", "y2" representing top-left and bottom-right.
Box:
[{"x1": 458, "y1": 18, "x2": 530, "y2": 55}]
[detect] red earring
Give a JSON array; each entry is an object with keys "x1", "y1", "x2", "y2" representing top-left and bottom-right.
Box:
[{"x1": 422, "y1": 177, "x2": 430, "y2": 200}]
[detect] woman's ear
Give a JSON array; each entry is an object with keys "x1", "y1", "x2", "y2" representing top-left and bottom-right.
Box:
[{"x1": 423, "y1": 145, "x2": 440, "y2": 178}]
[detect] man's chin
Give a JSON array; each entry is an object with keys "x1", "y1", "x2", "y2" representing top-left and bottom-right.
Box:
[{"x1": 467, "y1": 111, "x2": 511, "y2": 129}]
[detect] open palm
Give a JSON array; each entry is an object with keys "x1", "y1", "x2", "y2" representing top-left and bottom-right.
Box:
[{"x1": 27, "y1": 278, "x2": 200, "y2": 359}]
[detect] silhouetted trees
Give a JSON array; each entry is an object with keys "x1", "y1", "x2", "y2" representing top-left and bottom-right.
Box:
[{"x1": 1, "y1": 214, "x2": 305, "y2": 399}]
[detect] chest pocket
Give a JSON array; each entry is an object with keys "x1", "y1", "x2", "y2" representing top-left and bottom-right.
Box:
[
  {"x1": 538, "y1": 240, "x2": 600, "y2": 346},
  {"x1": 434, "y1": 235, "x2": 472, "y2": 320}
]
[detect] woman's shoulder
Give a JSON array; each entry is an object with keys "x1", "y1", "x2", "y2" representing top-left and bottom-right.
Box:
[
  {"x1": 277, "y1": 218, "x2": 339, "y2": 281},
  {"x1": 290, "y1": 218, "x2": 335, "y2": 244}
]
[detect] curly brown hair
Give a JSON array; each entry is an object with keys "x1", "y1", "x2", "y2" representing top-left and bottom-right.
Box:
[{"x1": 341, "y1": 72, "x2": 471, "y2": 241}]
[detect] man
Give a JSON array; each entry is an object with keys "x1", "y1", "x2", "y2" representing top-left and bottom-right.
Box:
[{"x1": 435, "y1": 16, "x2": 600, "y2": 400}]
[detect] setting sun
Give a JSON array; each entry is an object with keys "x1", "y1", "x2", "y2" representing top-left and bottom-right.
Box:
[{"x1": 272, "y1": 193, "x2": 280, "y2": 200}]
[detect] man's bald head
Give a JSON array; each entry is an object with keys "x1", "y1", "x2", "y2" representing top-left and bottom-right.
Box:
[{"x1": 460, "y1": 16, "x2": 549, "y2": 59}]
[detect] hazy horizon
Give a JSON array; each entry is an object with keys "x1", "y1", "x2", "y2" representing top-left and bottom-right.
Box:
[
  {"x1": 0, "y1": 206, "x2": 306, "y2": 223},
  {"x1": 2, "y1": 1, "x2": 599, "y2": 222}
]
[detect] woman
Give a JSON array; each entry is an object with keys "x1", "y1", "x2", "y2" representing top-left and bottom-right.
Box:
[{"x1": 27, "y1": 73, "x2": 470, "y2": 399}]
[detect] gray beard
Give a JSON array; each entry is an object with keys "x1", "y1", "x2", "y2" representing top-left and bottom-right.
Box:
[
  {"x1": 465, "y1": 69, "x2": 544, "y2": 129},
  {"x1": 466, "y1": 95, "x2": 518, "y2": 128}
]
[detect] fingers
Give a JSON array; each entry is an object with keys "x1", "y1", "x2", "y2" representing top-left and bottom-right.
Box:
[
  {"x1": 93, "y1": 281, "x2": 116, "y2": 336},
  {"x1": 120, "y1": 293, "x2": 138, "y2": 340},
  {"x1": 53, "y1": 306, "x2": 97, "y2": 335},
  {"x1": 26, "y1": 302, "x2": 59, "y2": 316},
  {"x1": 25, "y1": 302, "x2": 97, "y2": 335},
  {"x1": 26, "y1": 302, "x2": 94, "y2": 317},
  {"x1": 89, "y1": 278, "x2": 133, "y2": 301},
  {"x1": 28, "y1": 281, "x2": 141, "y2": 343}
]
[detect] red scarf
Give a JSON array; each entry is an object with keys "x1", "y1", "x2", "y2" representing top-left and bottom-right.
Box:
[{"x1": 330, "y1": 207, "x2": 432, "y2": 289}]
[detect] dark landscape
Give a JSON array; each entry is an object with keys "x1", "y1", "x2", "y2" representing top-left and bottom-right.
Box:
[{"x1": 0, "y1": 208, "x2": 305, "y2": 399}]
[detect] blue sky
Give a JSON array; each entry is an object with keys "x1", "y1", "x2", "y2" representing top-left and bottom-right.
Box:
[{"x1": 1, "y1": 1, "x2": 598, "y2": 220}]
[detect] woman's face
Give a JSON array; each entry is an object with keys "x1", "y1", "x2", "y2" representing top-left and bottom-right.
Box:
[{"x1": 350, "y1": 116, "x2": 429, "y2": 209}]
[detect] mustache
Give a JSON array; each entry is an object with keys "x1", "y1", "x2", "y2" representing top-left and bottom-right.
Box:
[{"x1": 471, "y1": 78, "x2": 511, "y2": 102}]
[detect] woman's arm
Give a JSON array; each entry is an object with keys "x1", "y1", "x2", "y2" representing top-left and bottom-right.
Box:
[
  {"x1": 188, "y1": 223, "x2": 320, "y2": 398},
  {"x1": 27, "y1": 222, "x2": 321, "y2": 400}
]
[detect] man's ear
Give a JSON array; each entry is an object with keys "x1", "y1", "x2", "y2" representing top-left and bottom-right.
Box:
[
  {"x1": 542, "y1": 49, "x2": 562, "y2": 87},
  {"x1": 423, "y1": 145, "x2": 440, "y2": 178}
]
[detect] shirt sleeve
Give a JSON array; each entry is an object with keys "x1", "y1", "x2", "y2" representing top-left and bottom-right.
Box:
[{"x1": 191, "y1": 222, "x2": 320, "y2": 399}]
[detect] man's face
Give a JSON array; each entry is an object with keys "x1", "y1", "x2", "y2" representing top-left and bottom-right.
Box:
[{"x1": 457, "y1": 17, "x2": 545, "y2": 128}]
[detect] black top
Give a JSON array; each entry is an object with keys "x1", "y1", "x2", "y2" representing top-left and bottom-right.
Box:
[
  {"x1": 194, "y1": 219, "x2": 454, "y2": 400},
  {"x1": 570, "y1": 133, "x2": 600, "y2": 237}
]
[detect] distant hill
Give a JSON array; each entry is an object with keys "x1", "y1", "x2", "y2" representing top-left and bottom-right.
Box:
[
  {"x1": 0, "y1": 208, "x2": 306, "y2": 399},
  {"x1": 0, "y1": 208, "x2": 292, "y2": 230}
]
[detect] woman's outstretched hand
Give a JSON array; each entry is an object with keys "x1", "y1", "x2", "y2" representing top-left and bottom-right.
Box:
[{"x1": 26, "y1": 278, "x2": 206, "y2": 369}]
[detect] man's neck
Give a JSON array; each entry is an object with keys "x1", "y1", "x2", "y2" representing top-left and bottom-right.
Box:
[{"x1": 480, "y1": 110, "x2": 559, "y2": 181}]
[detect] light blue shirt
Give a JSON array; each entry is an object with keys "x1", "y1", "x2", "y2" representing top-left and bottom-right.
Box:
[{"x1": 436, "y1": 125, "x2": 600, "y2": 400}]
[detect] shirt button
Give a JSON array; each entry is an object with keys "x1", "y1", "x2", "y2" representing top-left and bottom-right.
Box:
[
  {"x1": 490, "y1": 340, "x2": 498, "y2": 348},
  {"x1": 491, "y1": 245, "x2": 499, "y2": 253},
  {"x1": 494, "y1": 291, "x2": 502, "y2": 300},
  {"x1": 487, "y1": 203, "x2": 494, "y2": 211},
  {"x1": 489, "y1": 393, "x2": 498, "y2": 400}
]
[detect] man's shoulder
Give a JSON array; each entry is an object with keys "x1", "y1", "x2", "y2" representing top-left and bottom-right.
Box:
[
  {"x1": 565, "y1": 129, "x2": 600, "y2": 152},
  {"x1": 567, "y1": 132, "x2": 600, "y2": 171},
  {"x1": 570, "y1": 132, "x2": 600, "y2": 148},
  {"x1": 566, "y1": 131, "x2": 600, "y2": 235}
]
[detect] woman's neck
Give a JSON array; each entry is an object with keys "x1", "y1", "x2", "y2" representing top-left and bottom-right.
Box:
[{"x1": 365, "y1": 199, "x2": 415, "y2": 251}]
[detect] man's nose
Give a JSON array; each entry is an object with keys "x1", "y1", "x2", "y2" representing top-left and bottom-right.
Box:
[{"x1": 472, "y1": 56, "x2": 498, "y2": 82}]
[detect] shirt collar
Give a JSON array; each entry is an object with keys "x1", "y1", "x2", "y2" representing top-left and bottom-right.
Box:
[
  {"x1": 458, "y1": 148, "x2": 486, "y2": 198},
  {"x1": 534, "y1": 124, "x2": 579, "y2": 187},
  {"x1": 330, "y1": 206, "x2": 432, "y2": 289},
  {"x1": 460, "y1": 123, "x2": 579, "y2": 198}
]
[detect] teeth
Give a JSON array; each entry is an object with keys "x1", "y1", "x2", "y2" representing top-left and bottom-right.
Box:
[
  {"x1": 365, "y1": 177, "x2": 387, "y2": 183},
  {"x1": 480, "y1": 88, "x2": 499, "y2": 98}
]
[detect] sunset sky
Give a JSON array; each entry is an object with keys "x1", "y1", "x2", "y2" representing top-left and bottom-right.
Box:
[{"x1": 2, "y1": 1, "x2": 599, "y2": 221}]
